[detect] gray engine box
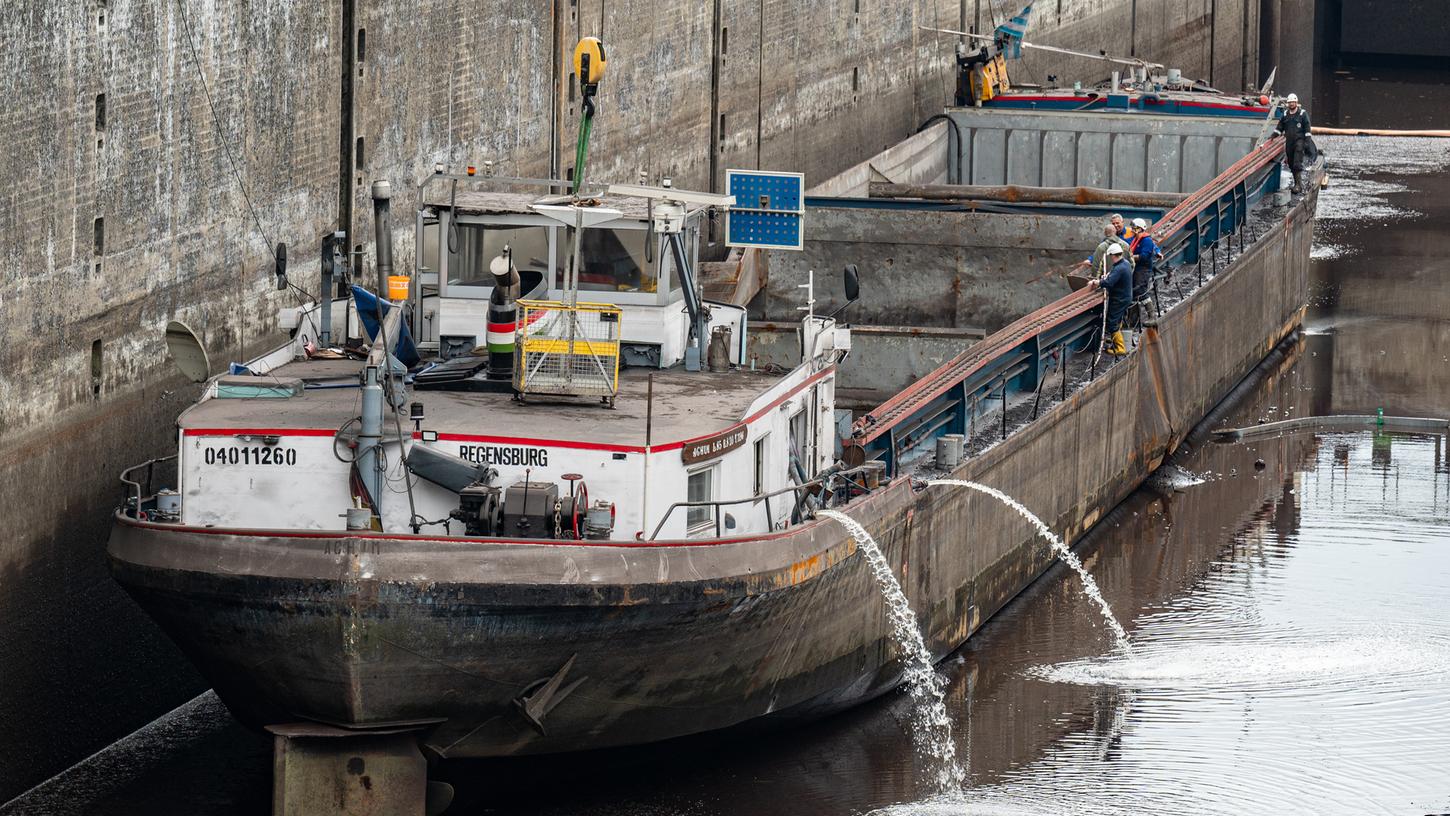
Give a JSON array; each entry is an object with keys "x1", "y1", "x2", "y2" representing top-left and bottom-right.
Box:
[{"x1": 502, "y1": 481, "x2": 559, "y2": 538}]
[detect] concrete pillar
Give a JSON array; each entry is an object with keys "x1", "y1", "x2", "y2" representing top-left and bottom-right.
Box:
[
  {"x1": 269, "y1": 724, "x2": 438, "y2": 816},
  {"x1": 1277, "y1": 0, "x2": 1317, "y2": 101}
]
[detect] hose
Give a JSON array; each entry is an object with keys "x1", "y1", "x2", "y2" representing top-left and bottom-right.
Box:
[
  {"x1": 1089, "y1": 292, "x2": 1111, "y2": 377},
  {"x1": 446, "y1": 179, "x2": 460, "y2": 254},
  {"x1": 573, "y1": 108, "x2": 595, "y2": 196},
  {"x1": 1180, "y1": 328, "x2": 1301, "y2": 449},
  {"x1": 917, "y1": 114, "x2": 964, "y2": 185}
]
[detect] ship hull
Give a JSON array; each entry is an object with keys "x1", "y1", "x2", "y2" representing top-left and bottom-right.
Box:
[
  {"x1": 108, "y1": 165, "x2": 1318, "y2": 760},
  {"x1": 108, "y1": 510, "x2": 907, "y2": 757}
]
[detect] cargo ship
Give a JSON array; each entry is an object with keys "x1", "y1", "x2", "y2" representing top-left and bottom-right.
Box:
[{"x1": 107, "y1": 33, "x2": 1320, "y2": 811}]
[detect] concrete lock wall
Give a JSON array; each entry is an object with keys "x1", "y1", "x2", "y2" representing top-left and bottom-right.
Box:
[{"x1": 0, "y1": 0, "x2": 1294, "y2": 797}]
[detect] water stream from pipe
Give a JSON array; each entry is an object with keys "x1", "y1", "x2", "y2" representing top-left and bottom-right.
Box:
[
  {"x1": 926, "y1": 480, "x2": 1132, "y2": 652},
  {"x1": 817, "y1": 510, "x2": 966, "y2": 795}
]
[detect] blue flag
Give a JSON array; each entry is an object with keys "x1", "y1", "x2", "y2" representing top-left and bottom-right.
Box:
[
  {"x1": 994, "y1": 3, "x2": 1033, "y2": 59},
  {"x1": 351, "y1": 285, "x2": 421, "y2": 367}
]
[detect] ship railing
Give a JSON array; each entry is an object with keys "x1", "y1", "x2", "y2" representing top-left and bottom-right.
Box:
[
  {"x1": 843, "y1": 134, "x2": 1292, "y2": 478},
  {"x1": 647, "y1": 464, "x2": 884, "y2": 540},
  {"x1": 118, "y1": 455, "x2": 178, "y2": 519}
]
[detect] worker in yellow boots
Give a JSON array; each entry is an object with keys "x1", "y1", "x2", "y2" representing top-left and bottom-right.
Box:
[{"x1": 1089, "y1": 243, "x2": 1133, "y2": 356}]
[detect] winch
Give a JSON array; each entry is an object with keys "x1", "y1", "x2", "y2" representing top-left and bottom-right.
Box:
[{"x1": 450, "y1": 477, "x2": 614, "y2": 540}]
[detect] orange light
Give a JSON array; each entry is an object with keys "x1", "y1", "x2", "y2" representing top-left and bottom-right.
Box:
[
  {"x1": 1259, "y1": 95, "x2": 1270, "y2": 106},
  {"x1": 466, "y1": 165, "x2": 476, "y2": 176}
]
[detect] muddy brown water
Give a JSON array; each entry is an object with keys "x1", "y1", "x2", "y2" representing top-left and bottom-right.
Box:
[{"x1": 7, "y1": 69, "x2": 1450, "y2": 816}]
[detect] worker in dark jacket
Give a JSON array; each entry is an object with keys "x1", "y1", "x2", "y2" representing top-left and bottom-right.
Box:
[
  {"x1": 1129, "y1": 217, "x2": 1159, "y2": 303},
  {"x1": 1277, "y1": 93, "x2": 1312, "y2": 193},
  {"x1": 1090, "y1": 243, "x2": 1133, "y2": 355}
]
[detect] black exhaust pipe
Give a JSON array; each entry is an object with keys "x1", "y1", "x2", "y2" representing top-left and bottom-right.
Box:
[
  {"x1": 371, "y1": 180, "x2": 393, "y2": 298},
  {"x1": 487, "y1": 246, "x2": 521, "y2": 380}
]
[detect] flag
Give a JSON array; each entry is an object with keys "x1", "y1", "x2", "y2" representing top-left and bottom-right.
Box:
[{"x1": 994, "y1": 3, "x2": 1034, "y2": 59}]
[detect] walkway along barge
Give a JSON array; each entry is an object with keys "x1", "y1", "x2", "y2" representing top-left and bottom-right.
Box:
[{"x1": 108, "y1": 95, "x2": 1319, "y2": 806}]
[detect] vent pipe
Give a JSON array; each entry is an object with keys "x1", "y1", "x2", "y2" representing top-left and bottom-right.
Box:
[{"x1": 371, "y1": 180, "x2": 393, "y2": 297}]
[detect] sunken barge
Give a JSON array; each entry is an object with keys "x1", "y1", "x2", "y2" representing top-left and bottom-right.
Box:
[{"x1": 108, "y1": 54, "x2": 1320, "y2": 811}]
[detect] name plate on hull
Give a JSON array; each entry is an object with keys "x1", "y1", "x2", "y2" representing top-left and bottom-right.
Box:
[{"x1": 682, "y1": 424, "x2": 747, "y2": 464}]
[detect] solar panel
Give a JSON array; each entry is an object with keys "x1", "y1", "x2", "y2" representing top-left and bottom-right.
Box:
[{"x1": 725, "y1": 170, "x2": 805, "y2": 250}]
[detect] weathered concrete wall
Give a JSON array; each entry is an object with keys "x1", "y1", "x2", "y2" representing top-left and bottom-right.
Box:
[
  {"x1": 0, "y1": 0, "x2": 1300, "y2": 796},
  {"x1": 0, "y1": 0, "x2": 342, "y2": 797},
  {"x1": 978, "y1": 0, "x2": 1264, "y2": 94},
  {"x1": 1339, "y1": 0, "x2": 1450, "y2": 58}
]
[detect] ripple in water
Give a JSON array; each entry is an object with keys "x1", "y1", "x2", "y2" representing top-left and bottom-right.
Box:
[
  {"x1": 1144, "y1": 463, "x2": 1208, "y2": 491},
  {"x1": 1032, "y1": 633, "x2": 1450, "y2": 691},
  {"x1": 818, "y1": 510, "x2": 966, "y2": 794}
]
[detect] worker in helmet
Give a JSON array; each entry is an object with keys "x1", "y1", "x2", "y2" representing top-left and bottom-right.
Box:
[
  {"x1": 1089, "y1": 243, "x2": 1132, "y2": 356},
  {"x1": 1128, "y1": 217, "x2": 1159, "y2": 303},
  {"x1": 1276, "y1": 93, "x2": 1312, "y2": 193}
]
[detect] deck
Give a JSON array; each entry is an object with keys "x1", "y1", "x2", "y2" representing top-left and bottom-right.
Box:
[{"x1": 176, "y1": 359, "x2": 788, "y2": 448}]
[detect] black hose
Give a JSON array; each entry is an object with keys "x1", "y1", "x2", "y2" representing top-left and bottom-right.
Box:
[
  {"x1": 1181, "y1": 328, "x2": 1301, "y2": 450},
  {"x1": 446, "y1": 179, "x2": 460, "y2": 255},
  {"x1": 918, "y1": 114, "x2": 964, "y2": 185}
]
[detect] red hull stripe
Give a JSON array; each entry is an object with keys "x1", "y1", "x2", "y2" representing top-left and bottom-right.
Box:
[{"x1": 182, "y1": 366, "x2": 836, "y2": 453}]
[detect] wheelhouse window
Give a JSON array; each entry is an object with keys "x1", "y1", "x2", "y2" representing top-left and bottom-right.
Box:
[
  {"x1": 753, "y1": 434, "x2": 769, "y2": 496},
  {"x1": 686, "y1": 467, "x2": 716, "y2": 535},
  {"x1": 448, "y1": 224, "x2": 553, "y2": 289},
  {"x1": 579, "y1": 227, "x2": 657, "y2": 293}
]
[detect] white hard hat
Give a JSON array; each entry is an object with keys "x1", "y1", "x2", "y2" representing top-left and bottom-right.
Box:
[
  {"x1": 1132, "y1": 217, "x2": 1149, "y2": 229},
  {"x1": 1286, "y1": 93, "x2": 1299, "y2": 103},
  {"x1": 1107, "y1": 243, "x2": 1124, "y2": 256}
]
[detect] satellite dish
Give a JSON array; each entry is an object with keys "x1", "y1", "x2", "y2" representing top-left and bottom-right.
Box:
[{"x1": 165, "y1": 321, "x2": 211, "y2": 383}]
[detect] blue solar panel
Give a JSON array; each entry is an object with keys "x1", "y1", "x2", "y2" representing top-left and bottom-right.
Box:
[{"x1": 725, "y1": 170, "x2": 805, "y2": 250}]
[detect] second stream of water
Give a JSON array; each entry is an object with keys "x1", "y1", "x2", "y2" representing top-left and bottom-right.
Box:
[{"x1": 926, "y1": 480, "x2": 1133, "y2": 652}]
